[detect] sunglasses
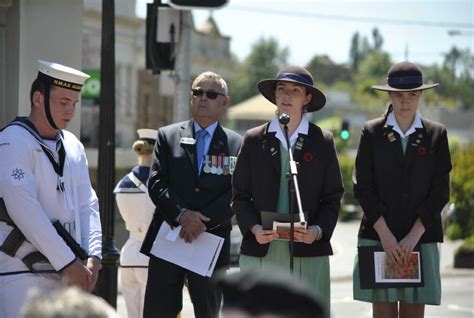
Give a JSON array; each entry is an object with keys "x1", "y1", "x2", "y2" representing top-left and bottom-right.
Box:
[{"x1": 191, "y1": 89, "x2": 226, "y2": 100}]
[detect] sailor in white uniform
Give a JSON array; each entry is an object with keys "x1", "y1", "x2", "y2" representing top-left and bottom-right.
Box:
[
  {"x1": 0, "y1": 60, "x2": 102, "y2": 318},
  {"x1": 114, "y1": 129, "x2": 156, "y2": 318}
]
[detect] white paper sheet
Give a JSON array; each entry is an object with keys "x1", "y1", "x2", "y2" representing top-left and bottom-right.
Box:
[{"x1": 150, "y1": 222, "x2": 224, "y2": 277}]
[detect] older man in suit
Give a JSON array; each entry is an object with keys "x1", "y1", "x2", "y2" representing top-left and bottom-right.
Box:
[{"x1": 141, "y1": 71, "x2": 242, "y2": 318}]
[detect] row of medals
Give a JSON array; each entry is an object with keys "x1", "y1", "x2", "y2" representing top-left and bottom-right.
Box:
[{"x1": 202, "y1": 155, "x2": 237, "y2": 175}]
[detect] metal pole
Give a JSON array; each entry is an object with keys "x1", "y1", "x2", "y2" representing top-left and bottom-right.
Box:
[
  {"x1": 173, "y1": 10, "x2": 192, "y2": 123},
  {"x1": 95, "y1": 0, "x2": 119, "y2": 307}
]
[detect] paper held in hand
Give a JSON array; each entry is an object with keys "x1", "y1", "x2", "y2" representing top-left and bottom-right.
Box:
[
  {"x1": 261, "y1": 211, "x2": 307, "y2": 241},
  {"x1": 150, "y1": 222, "x2": 224, "y2": 277},
  {"x1": 273, "y1": 221, "x2": 306, "y2": 240}
]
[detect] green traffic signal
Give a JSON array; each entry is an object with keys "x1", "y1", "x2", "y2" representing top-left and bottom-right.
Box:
[
  {"x1": 340, "y1": 130, "x2": 350, "y2": 140},
  {"x1": 340, "y1": 119, "x2": 350, "y2": 140}
]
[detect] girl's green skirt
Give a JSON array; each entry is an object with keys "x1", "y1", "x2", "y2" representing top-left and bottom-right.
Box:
[{"x1": 353, "y1": 238, "x2": 441, "y2": 305}]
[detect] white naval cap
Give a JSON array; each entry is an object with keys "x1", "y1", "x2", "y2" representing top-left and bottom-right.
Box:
[
  {"x1": 137, "y1": 129, "x2": 157, "y2": 141},
  {"x1": 37, "y1": 60, "x2": 90, "y2": 91}
]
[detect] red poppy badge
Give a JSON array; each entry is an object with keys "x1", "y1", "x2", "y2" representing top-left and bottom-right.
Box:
[
  {"x1": 303, "y1": 151, "x2": 314, "y2": 162},
  {"x1": 418, "y1": 146, "x2": 427, "y2": 156}
]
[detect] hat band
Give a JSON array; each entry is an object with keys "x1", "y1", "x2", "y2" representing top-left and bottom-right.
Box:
[
  {"x1": 276, "y1": 73, "x2": 312, "y2": 85},
  {"x1": 37, "y1": 72, "x2": 83, "y2": 92},
  {"x1": 387, "y1": 75, "x2": 422, "y2": 87}
]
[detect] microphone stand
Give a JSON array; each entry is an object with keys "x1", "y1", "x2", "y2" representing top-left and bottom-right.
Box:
[{"x1": 281, "y1": 119, "x2": 306, "y2": 273}]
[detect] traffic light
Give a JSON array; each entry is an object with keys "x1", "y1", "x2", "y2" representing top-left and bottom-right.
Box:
[
  {"x1": 340, "y1": 120, "x2": 350, "y2": 140},
  {"x1": 145, "y1": 3, "x2": 179, "y2": 74}
]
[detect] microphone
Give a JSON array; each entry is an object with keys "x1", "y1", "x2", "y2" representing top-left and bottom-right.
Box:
[{"x1": 278, "y1": 113, "x2": 290, "y2": 125}]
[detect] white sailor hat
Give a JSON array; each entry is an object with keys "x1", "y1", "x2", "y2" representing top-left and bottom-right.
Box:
[
  {"x1": 137, "y1": 129, "x2": 157, "y2": 143},
  {"x1": 37, "y1": 60, "x2": 90, "y2": 92}
]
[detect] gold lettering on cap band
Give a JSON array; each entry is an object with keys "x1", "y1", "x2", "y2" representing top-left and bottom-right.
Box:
[{"x1": 37, "y1": 72, "x2": 83, "y2": 92}]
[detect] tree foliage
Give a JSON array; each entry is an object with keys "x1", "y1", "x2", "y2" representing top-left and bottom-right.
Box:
[
  {"x1": 228, "y1": 37, "x2": 289, "y2": 105},
  {"x1": 424, "y1": 47, "x2": 474, "y2": 110},
  {"x1": 351, "y1": 51, "x2": 392, "y2": 110},
  {"x1": 305, "y1": 55, "x2": 352, "y2": 85},
  {"x1": 449, "y1": 143, "x2": 474, "y2": 239},
  {"x1": 349, "y1": 27, "x2": 383, "y2": 72}
]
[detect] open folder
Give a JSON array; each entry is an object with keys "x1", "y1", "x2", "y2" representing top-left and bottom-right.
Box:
[{"x1": 150, "y1": 222, "x2": 224, "y2": 277}]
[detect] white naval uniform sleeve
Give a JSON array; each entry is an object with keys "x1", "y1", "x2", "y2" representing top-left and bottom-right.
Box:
[
  {"x1": 76, "y1": 142, "x2": 102, "y2": 259},
  {"x1": 0, "y1": 132, "x2": 76, "y2": 271}
]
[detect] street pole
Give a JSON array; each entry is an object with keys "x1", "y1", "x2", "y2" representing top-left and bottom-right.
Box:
[
  {"x1": 96, "y1": 0, "x2": 120, "y2": 307},
  {"x1": 173, "y1": 10, "x2": 192, "y2": 123}
]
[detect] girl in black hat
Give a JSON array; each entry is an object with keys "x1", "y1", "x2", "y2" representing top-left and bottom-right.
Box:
[
  {"x1": 231, "y1": 66, "x2": 344, "y2": 309},
  {"x1": 352, "y1": 61, "x2": 452, "y2": 317}
]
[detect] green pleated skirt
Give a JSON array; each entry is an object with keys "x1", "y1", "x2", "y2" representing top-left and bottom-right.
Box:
[
  {"x1": 353, "y1": 238, "x2": 441, "y2": 305},
  {"x1": 240, "y1": 240, "x2": 330, "y2": 308}
]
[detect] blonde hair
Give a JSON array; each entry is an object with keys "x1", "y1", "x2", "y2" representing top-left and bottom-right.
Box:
[
  {"x1": 192, "y1": 71, "x2": 228, "y2": 96},
  {"x1": 21, "y1": 287, "x2": 117, "y2": 318},
  {"x1": 133, "y1": 140, "x2": 153, "y2": 156}
]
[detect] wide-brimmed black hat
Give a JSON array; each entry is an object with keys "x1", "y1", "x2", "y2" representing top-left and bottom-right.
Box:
[
  {"x1": 372, "y1": 61, "x2": 439, "y2": 92},
  {"x1": 257, "y1": 66, "x2": 326, "y2": 112}
]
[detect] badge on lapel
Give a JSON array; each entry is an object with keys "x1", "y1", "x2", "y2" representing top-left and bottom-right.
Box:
[
  {"x1": 295, "y1": 136, "x2": 304, "y2": 151},
  {"x1": 387, "y1": 132, "x2": 396, "y2": 142},
  {"x1": 270, "y1": 147, "x2": 278, "y2": 156}
]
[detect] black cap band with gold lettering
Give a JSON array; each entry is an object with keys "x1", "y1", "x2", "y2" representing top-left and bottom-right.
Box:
[{"x1": 37, "y1": 72, "x2": 84, "y2": 92}]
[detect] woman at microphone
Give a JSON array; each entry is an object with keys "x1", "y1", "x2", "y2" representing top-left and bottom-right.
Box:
[{"x1": 231, "y1": 66, "x2": 344, "y2": 308}]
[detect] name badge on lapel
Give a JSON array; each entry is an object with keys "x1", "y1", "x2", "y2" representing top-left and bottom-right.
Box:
[{"x1": 180, "y1": 137, "x2": 196, "y2": 145}]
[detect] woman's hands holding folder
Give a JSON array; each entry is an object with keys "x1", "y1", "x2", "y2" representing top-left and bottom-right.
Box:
[
  {"x1": 251, "y1": 224, "x2": 279, "y2": 244},
  {"x1": 398, "y1": 218, "x2": 425, "y2": 266},
  {"x1": 374, "y1": 216, "x2": 404, "y2": 266}
]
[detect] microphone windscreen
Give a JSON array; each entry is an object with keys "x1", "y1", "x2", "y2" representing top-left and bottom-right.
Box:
[{"x1": 278, "y1": 113, "x2": 290, "y2": 125}]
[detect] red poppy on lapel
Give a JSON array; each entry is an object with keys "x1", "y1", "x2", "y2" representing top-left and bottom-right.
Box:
[
  {"x1": 219, "y1": 152, "x2": 226, "y2": 157},
  {"x1": 303, "y1": 152, "x2": 314, "y2": 162},
  {"x1": 418, "y1": 146, "x2": 427, "y2": 156}
]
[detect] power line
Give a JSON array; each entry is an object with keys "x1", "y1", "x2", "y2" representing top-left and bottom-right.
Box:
[{"x1": 230, "y1": 6, "x2": 474, "y2": 29}]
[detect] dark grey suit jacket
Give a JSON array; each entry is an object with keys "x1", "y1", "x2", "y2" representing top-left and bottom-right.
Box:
[
  {"x1": 353, "y1": 114, "x2": 452, "y2": 243},
  {"x1": 231, "y1": 122, "x2": 344, "y2": 257},
  {"x1": 141, "y1": 120, "x2": 242, "y2": 266}
]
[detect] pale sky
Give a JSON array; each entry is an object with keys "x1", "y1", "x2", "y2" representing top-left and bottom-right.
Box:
[{"x1": 137, "y1": 0, "x2": 473, "y2": 67}]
